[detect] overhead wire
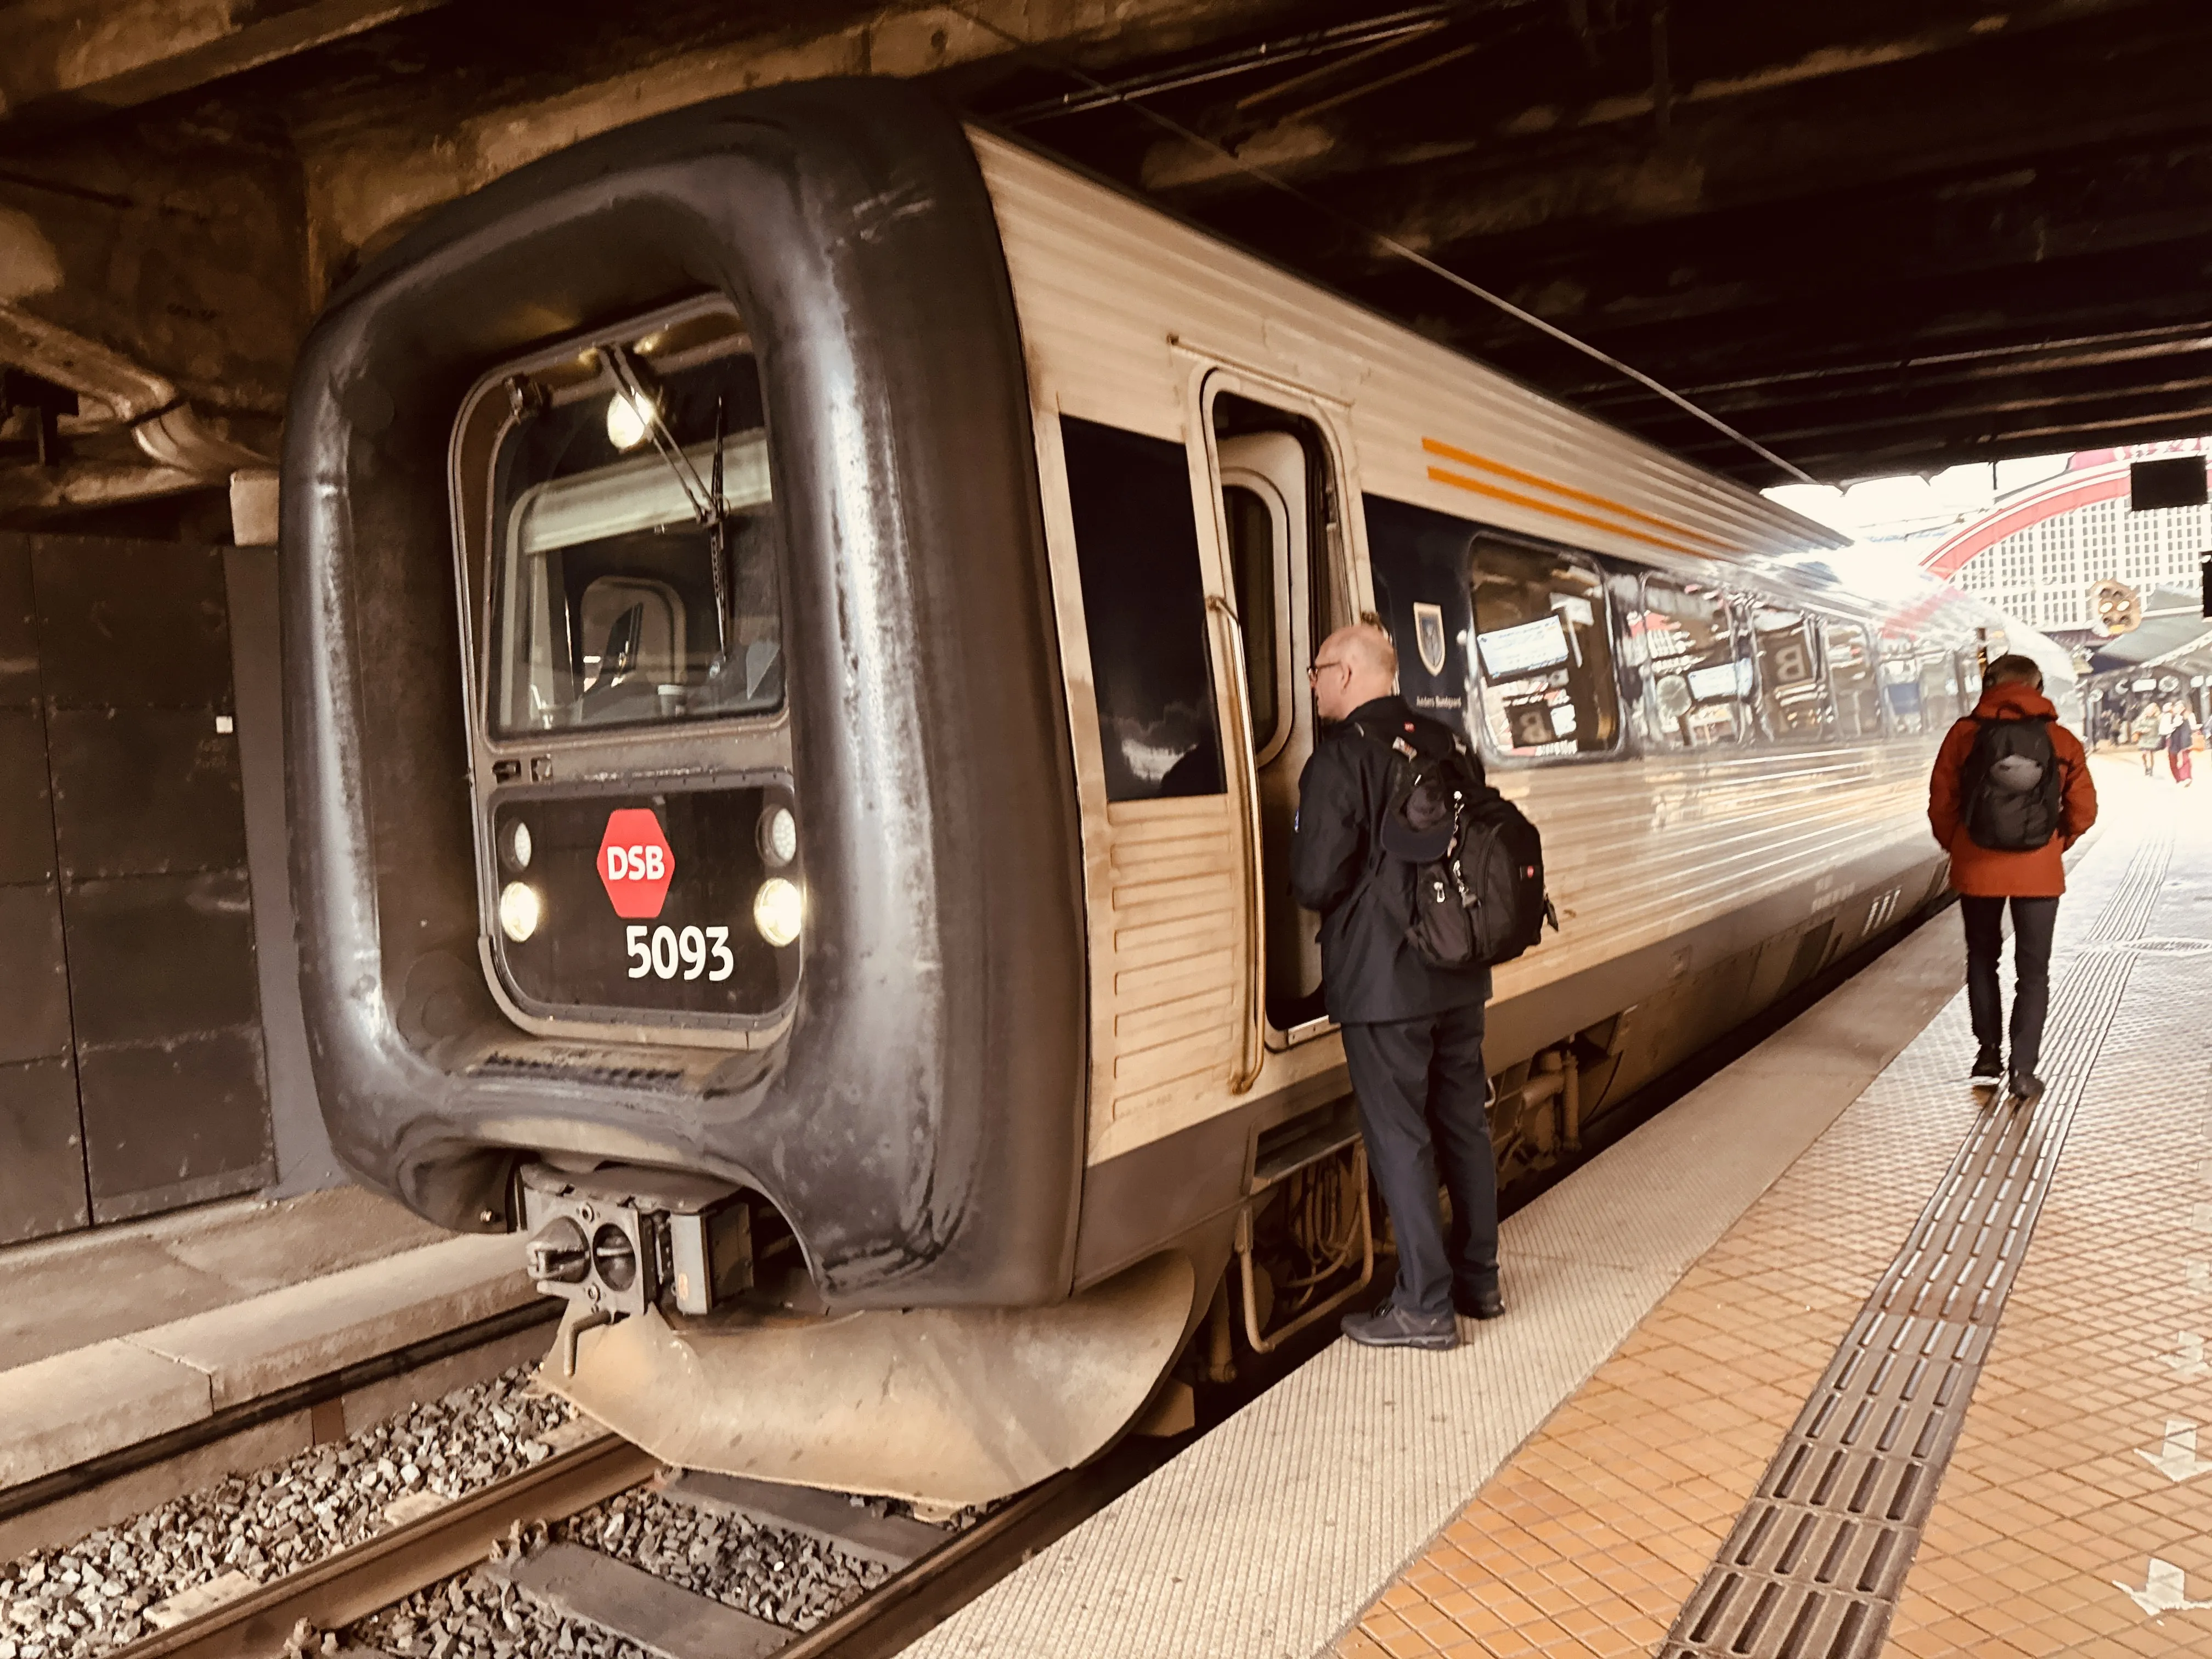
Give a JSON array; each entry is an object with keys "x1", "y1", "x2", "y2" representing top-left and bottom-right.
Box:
[{"x1": 948, "y1": 2, "x2": 1818, "y2": 484}]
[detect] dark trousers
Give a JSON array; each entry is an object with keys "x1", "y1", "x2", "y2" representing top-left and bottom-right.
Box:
[
  {"x1": 1340, "y1": 1001, "x2": 1499, "y2": 1321},
  {"x1": 1961, "y1": 895, "x2": 2060, "y2": 1076}
]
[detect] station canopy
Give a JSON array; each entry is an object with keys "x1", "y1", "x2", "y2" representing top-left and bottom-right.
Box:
[{"x1": 5, "y1": 0, "x2": 2212, "y2": 521}]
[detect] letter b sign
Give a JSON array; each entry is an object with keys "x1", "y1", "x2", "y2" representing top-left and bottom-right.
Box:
[{"x1": 597, "y1": 808, "x2": 676, "y2": 919}]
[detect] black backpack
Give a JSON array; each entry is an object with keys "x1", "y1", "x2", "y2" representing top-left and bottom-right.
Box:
[
  {"x1": 1960, "y1": 714, "x2": 2063, "y2": 851},
  {"x1": 1353, "y1": 720, "x2": 1557, "y2": 969}
]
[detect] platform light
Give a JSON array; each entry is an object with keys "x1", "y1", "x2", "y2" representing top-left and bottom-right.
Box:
[
  {"x1": 501, "y1": 819, "x2": 533, "y2": 872},
  {"x1": 605, "y1": 390, "x2": 654, "y2": 451},
  {"x1": 498, "y1": 881, "x2": 542, "y2": 943},
  {"x1": 759, "y1": 804, "x2": 797, "y2": 868},
  {"x1": 753, "y1": 877, "x2": 803, "y2": 948}
]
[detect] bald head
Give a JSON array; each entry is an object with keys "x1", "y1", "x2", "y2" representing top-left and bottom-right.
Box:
[{"x1": 1312, "y1": 622, "x2": 1398, "y2": 721}]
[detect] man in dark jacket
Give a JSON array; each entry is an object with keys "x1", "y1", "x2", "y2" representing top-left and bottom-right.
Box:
[{"x1": 1293, "y1": 623, "x2": 1498, "y2": 1351}]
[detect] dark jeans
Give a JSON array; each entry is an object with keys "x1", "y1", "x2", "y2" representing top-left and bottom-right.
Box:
[
  {"x1": 1961, "y1": 895, "x2": 2059, "y2": 1076},
  {"x1": 1340, "y1": 1001, "x2": 1498, "y2": 1321}
]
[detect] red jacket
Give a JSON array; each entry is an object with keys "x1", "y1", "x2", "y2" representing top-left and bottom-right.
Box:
[{"x1": 1928, "y1": 683, "x2": 2096, "y2": 896}]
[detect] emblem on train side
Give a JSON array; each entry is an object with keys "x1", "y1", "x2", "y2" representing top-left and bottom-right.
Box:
[
  {"x1": 598, "y1": 808, "x2": 675, "y2": 919},
  {"x1": 1413, "y1": 602, "x2": 1449, "y2": 676}
]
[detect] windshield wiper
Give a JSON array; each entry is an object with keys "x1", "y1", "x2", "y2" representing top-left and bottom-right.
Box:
[{"x1": 604, "y1": 345, "x2": 732, "y2": 671}]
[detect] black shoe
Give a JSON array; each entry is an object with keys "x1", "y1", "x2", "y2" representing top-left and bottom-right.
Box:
[
  {"x1": 2008, "y1": 1071, "x2": 2045, "y2": 1109},
  {"x1": 1970, "y1": 1047, "x2": 2003, "y2": 1087},
  {"x1": 1341, "y1": 1301, "x2": 1458, "y2": 1350},
  {"x1": 1453, "y1": 1282, "x2": 1505, "y2": 1321}
]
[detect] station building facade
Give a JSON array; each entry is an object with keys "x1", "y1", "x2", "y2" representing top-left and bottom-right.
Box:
[{"x1": 1921, "y1": 440, "x2": 2212, "y2": 634}]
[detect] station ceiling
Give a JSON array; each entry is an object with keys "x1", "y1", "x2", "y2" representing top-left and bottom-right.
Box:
[{"x1": 3, "y1": 0, "x2": 2211, "y2": 518}]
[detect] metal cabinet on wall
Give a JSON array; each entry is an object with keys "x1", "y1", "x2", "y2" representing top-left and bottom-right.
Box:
[{"x1": 0, "y1": 533, "x2": 273, "y2": 1243}]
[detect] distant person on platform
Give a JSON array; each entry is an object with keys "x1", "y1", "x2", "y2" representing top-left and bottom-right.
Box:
[
  {"x1": 2169, "y1": 702, "x2": 2199, "y2": 787},
  {"x1": 1927, "y1": 654, "x2": 2097, "y2": 1109},
  {"x1": 1291, "y1": 622, "x2": 1499, "y2": 1352},
  {"x1": 2135, "y1": 703, "x2": 2165, "y2": 776}
]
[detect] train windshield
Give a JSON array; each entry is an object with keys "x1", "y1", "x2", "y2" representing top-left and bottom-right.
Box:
[{"x1": 487, "y1": 314, "x2": 783, "y2": 735}]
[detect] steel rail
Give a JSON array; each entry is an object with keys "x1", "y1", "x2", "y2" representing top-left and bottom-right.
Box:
[{"x1": 106, "y1": 1434, "x2": 658, "y2": 1659}]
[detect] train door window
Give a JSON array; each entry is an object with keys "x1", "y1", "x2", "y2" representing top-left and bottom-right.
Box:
[
  {"x1": 1747, "y1": 603, "x2": 1834, "y2": 743},
  {"x1": 1061, "y1": 415, "x2": 1224, "y2": 801},
  {"x1": 1825, "y1": 621, "x2": 1884, "y2": 738},
  {"x1": 1635, "y1": 575, "x2": 1748, "y2": 750},
  {"x1": 1221, "y1": 484, "x2": 1288, "y2": 760},
  {"x1": 1209, "y1": 392, "x2": 1346, "y2": 1029},
  {"x1": 488, "y1": 312, "x2": 783, "y2": 733},
  {"x1": 1470, "y1": 538, "x2": 1618, "y2": 760}
]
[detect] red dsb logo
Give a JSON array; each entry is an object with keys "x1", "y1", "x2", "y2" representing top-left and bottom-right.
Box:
[{"x1": 597, "y1": 809, "x2": 675, "y2": 919}]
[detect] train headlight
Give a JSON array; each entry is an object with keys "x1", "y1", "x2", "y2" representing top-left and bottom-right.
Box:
[
  {"x1": 501, "y1": 819, "x2": 533, "y2": 872},
  {"x1": 605, "y1": 390, "x2": 654, "y2": 450},
  {"x1": 498, "y1": 881, "x2": 541, "y2": 943},
  {"x1": 759, "y1": 804, "x2": 797, "y2": 868},
  {"x1": 753, "y1": 877, "x2": 802, "y2": 947}
]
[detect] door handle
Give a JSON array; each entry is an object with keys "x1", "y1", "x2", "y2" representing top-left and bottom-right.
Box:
[{"x1": 1207, "y1": 594, "x2": 1266, "y2": 1093}]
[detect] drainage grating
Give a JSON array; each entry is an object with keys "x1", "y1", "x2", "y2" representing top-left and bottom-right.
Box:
[{"x1": 1661, "y1": 831, "x2": 2172, "y2": 1659}]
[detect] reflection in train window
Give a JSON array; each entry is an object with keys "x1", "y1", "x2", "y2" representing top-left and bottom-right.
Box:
[
  {"x1": 489, "y1": 330, "x2": 782, "y2": 735},
  {"x1": 1825, "y1": 621, "x2": 1885, "y2": 739},
  {"x1": 1748, "y1": 604, "x2": 1833, "y2": 743},
  {"x1": 1920, "y1": 650, "x2": 1963, "y2": 728},
  {"x1": 1956, "y1": 649, "x2": 1984, "y2": 714},
  {"x1": 1635, "y1": 576, "x2": 1748, "y2": 750},
  {"x1": 1880, "y1": 635, "x2": 1937, "y2": 733},
  {"x1": 1061, "y1": 415, "x2": 1224, "y2": 802},
  {"x1": 1469, "y1": 539, "x2": 1617, "y2": 759}
]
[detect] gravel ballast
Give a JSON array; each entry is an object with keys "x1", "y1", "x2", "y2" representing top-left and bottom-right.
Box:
[{"x1": 0, "y1": 1368, "x2": 575, "y2": 1659}]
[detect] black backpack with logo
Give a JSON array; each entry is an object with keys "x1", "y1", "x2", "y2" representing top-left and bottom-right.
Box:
[
  {"x1": 1960, "y1": 714, "x2": 2063, "y2": 851},
  {"x1": 1353, "y1": 720, "x2": 1557, "y2": 969}
]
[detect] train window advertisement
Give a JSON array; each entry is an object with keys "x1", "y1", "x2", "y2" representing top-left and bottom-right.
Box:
[
  {"x1": 1634, "y1": 576, "x2": 1749, "y2": 750},
  {"x1": 1060, "y1": 416, "x2": 1226, "y2": 801},
  {"x1": 487, "y1": 322, "x2": 783, "y2": 736},
  {"x1": 1747, "y1": 604, "x2": 1835, "y2": 744},
  {"x1": 1824, "y1": 621, "x2": 1886, "y2": 738},
  {"x1": 1469, "y1": 538, "x2": 1619, "y2": 760},
  {"x1": 1362, "y1": 494, "x2": 1477, "y2": 741}
]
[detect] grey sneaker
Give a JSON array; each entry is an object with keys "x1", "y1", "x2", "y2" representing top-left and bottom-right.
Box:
[
  {"x1": 2008, "y1": 1071, "x2": 2045, "y2": 1110},
  {"x1": 1342, "y1": 1302, "x2": 1458, "y2": 1351}
]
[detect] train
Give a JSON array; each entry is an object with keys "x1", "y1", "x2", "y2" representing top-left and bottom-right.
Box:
[{"x1": 279, "y1": 78, "x2": 2059, "y2": 1506}]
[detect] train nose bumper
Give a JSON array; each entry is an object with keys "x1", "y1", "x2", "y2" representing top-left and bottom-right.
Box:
[{"x1": 542, "y1": 1252, "x2": 1195, "y2": 1506}]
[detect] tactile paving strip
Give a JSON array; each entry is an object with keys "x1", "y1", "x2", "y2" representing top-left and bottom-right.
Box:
[{"x1": 1660, "y1": 832, "x2": 2174, "y2": 1659}]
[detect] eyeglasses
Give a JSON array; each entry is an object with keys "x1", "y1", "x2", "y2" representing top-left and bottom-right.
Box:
[{"x1": 1307, "y1": 658, "x2": 1348, "y2": 682}]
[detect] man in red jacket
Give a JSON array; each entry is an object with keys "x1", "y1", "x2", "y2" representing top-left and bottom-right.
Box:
[{"x1": 1927, "y1": 654, "x2": 2098, "y2": 1107}]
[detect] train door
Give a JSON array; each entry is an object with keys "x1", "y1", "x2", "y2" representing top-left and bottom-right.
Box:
[{"x1": 1201, "y1": 383, "x2": 1357, "y2": 1043}]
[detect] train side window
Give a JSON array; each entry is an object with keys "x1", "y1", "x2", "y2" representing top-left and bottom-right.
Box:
[
  {"x1": 1747, "y1": 603, "x2": 1834, "y2": 743},
  {"x1": 1634, "y1": 575, "x2": 1748, "y2": 750},
  {"x1": 1824, "y1": 621, "x2": 1885, "y2": 738},
  {"x1": 1060, "y1": 415, "x2": 1224, "y2": 801},
  {"x1": 1469, "y1": 538, "x2": 1618, "y2": 759}
]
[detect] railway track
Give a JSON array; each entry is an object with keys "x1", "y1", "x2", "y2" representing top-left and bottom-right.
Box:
[{"x1": 97, "y1": 1430, "x2": 1149, "y2": 1659}]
